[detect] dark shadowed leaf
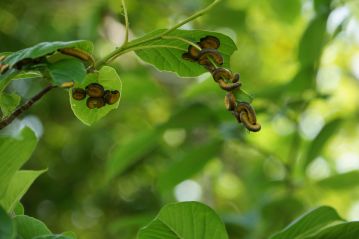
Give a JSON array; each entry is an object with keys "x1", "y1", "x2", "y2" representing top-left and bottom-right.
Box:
[
  {"x1": 0, "y1": 206, "x2": 15, "y2": 239},
  {"x1": 158, "y1": 139, "x2": 223, "y2": 192},
  {"x1": 298, "y1": 14, "x2": 329, "y2": 67},
  {"x1": 138, "y1": 201, "x2": 228, "y2": 239},
  {"x1": 317, "y1": 170, "x2": 359, "y2": 190},
  {"x1": 106, "y1": 127, "x2": 163, "y2": 182},
  {"x1": 47, "y1": 58, "x2": 86, "y2": 85}
]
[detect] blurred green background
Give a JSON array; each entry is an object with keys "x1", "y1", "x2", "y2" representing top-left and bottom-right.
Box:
[{"x1": 1, "y1": 0, "x2": 359, "y2": 238}]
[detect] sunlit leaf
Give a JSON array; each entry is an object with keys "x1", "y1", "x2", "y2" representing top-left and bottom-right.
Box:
[
  {"x1": 305, "y1": 221, "x2": 359, "y2": 239},
  {"x1": 0, "y1": 92, "x2": 21, "y2": 118},
  {"x1": 134, "y1": 29, "x2": 237, "y2": 77},
  {"x1": 268, "y1": 0, "x2": 301, "y2": 23},
  {"x1": 14, "y1": 215, "x2": 52, "y2": 239},
  {"x1": 0, "y1": 127, "x2": 37, "y2": 198},
  {"x1": 0, "y1": 170, "x2": 46, "y2": 212},
  {"x1": 69, "y1": 66, "x2": 122, "y2": 126},
  {"x1": 138, "y1": 201, "x2": 228, "y2": 239},
  {"x1": 269, "y1": 206, "x2": 344, "y2": 239},
  {"x1": 2, "y1": 40, "x2": 93, "y2": 67}
]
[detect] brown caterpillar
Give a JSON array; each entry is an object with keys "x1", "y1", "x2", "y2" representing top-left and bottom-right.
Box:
[
  {"x1": 234, "y1": 102, "x2": 261, "y2": 132},
  {"x1": 72, "y1": 88, "x2": 86, "y2": 100},
  {"x1": 86, "y1": 97, "x2": 105, "y2": 109},
  {"x1": 224, "y1": 92, "x2": 236, "y2": 111},
  {"x1": 86, "y1": 83, "x2": 105, "y2": 98},
  {"x1": 218, "y1": 80, "x2": 241, "y2": 91},
  {"x1": 59, "y1": 48, "x2": 95, "y2": 66},
  {"x1": 198, "y1": 49, "x2": 223, "y2": 66},
  {"x1": 104, "y1": 90, "x2": 120, "y2": 105},
  {"x1": 199, "y1": 35, "x2": 220, "y2": 49}
]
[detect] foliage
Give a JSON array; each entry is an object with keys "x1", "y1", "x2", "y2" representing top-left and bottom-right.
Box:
[{"x1": 1, "y1": 0, "x2": 359, "y2": 238}]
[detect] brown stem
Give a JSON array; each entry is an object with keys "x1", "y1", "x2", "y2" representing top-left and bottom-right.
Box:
[{"x1": 0, "y1": 84, "x2": 56, "y2": 130}]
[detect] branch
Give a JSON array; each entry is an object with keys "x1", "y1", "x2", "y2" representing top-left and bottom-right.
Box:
[
  {"x1": 95, "y1": 0, "x2": 221, "y2": 69},
  {"x1": 121, "y1": 0, "x2": 129, "y2": 46},
  {"x1": 0, "y1": 84, "x2": 56, "y2": 130}
]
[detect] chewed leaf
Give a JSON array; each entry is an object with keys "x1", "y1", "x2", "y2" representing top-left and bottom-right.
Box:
[
  {"x1": 134, "y1": 29, "x2": 237, "y2": 77},
  {"x1": 3, "y1": 40, "x2": 93, "y2": 67},
  {"x1": 69, "y1": 66, "x2": 122, "y2": 126}
]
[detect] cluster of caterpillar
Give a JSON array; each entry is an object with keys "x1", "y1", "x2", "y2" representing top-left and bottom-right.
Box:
[
  {"x1": 182, "y1": 35, "x2": 261, "y2": 132},
  {"x1": 72, "y1": 83, "x2": 120, "y2": 109}
]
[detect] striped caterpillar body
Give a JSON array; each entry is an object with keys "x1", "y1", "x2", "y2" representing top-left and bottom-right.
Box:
[{"x1": 59, "y1": 48, "x2": 95, "y2": 66}]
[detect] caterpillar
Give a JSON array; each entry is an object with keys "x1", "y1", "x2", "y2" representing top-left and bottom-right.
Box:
[{"x1": 59, "y1": 48, "x2": 95, "y2": 66}]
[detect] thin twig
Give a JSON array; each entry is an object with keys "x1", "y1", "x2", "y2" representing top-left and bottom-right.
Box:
[
  {"x1": 95, "y1": 0, "x2": 221, "y2": 69},
  {"x1": 0, "y1": 84, "x2": 56, "y2": 130},
  {"x1": 121, "y1": 0, "x2": 129, "y2": 46},
  {"x1": 161, "y1": 36, "x2": 201, "y2": 50}
]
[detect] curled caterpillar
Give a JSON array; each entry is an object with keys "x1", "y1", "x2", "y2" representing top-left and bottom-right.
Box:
[
  {"x1": 234, "y1": 102, "x2": 261, "y2": 132},
  {"x1": 218, "y1": 80, "x2": 241, "y2": 91},
  {"x1": 59, "y1": 48, "x2": 95, "y2": 66},
  {"x1": 86, "y1": 83, "x2": 105, "y2": 98},
  {"x1": 104, "y1": 90, "x2": 120, "y2": 105},
  {"x1": 224, "y1": 92, "x2": 236, "y2": 111},
  {"x1": 86, "y1": 97, "x2": 105, "y2": 109},
  {"x1": 72, "y1": 88, "x2": 86, "y2": 100},
  {"x1": 198, "y1": 49, "x2": 223, "y2": 66},
  {"x1": 199, "y1": 35, "x2": 220, "y2": 49}
]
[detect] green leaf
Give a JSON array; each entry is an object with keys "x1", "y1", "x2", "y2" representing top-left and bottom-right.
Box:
[
  {"x1": 268, "y1": 0, "x2": 301, "y2": 23},
  {"x1": 106, "y1": 127, "x2": 163, "y2": 182},
  {"x1": 0, "y1": 170, "x2": 46, "y2": 212},
  {"x1": 163, "y1": 102, "x2": 219, "y2": 129},
  {"x1": 298, "y1": 14, "x2": 329, "y2": 67},
  {"x1": 11, "y1": 72, "x2": 42, "y2": 81},
  {"x1": 61, "y1": 231, "x2": 77, "y2": 239},
  {"x1": 314, "y1": 0, "x2": 333, "y2": 15},
  {"x1": 13, "y1": 202, "x2": 25, "y2": 215},
  {"x1": 269, "y1": 206, "x2": 344, "y2": 239},
  {"x1": 305, "y1": 221, "x2": 359, "y2": 239},
  {"x1": 303, "y1": 118, "x2": 342, "y2": 170},
  {"x1": 0, "y1": 127, "x2": 37, "y2": 198},
  {"x1": 134, "y1": 29, "x2": 237, "y2": 77},
  {"x1": 158, "y1": 139, "x2": 223, "y2": 192},
  {"x1": 14, "y1": 215, "x2": 51, "y2": 239},
  {"x1": 33, "y1": 235, "x2": 72, "y2": 239},
  {"x1": 47, "y1": 58, "x2": 86, "y2": 85},
  {"x1": 0, "y1": 92, "x2": 21, "y2": 118},
  {"x1": 2, "y1": 40, "x2": 93, "y2": 67},
  {"x1": 138, "y1": 201, "x2": 228, "y2": 239},
  {"x1": 69, "y1": 66, "x2": 122, "y2": 126},
  {"x1": 0, "y1": 69, "x2": 18, "y2": 93},
  {"x1": 317, "y1": 170, "x2": 359, "y2": 190},
  {"x1": 0, "y1": 206, "x2": 15, "y2": 239}
]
